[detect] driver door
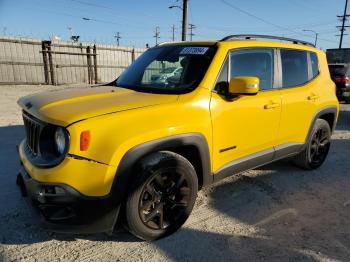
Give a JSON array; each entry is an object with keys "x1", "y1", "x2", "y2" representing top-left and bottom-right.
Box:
[{"x1": 210, "y1": 48, "x2": 281, "y2": 174}]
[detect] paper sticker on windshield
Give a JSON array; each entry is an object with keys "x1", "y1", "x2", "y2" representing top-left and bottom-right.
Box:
[{"x1": 180, "y1": 47, "x2": 209, "y2": 55}]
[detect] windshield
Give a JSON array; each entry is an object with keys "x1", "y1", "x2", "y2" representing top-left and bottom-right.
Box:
[{"x1": 115, "y1": 45, "x2": 217, "y2": 94}]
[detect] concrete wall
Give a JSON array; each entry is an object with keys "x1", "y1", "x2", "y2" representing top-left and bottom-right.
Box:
[{"x1": 0, "y1": 36, "x2": 146, "y2": 85}]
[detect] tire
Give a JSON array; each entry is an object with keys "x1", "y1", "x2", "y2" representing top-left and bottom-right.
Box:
[
  {"x1": 125, "y1": 151, "x2": 198, "y2": 241},
  {"x1": 344, "y1": 96, "x2": 350, "y2": 104},
  {"x1": 293, "y1": 119, "x2": 331, "y2": 170}
]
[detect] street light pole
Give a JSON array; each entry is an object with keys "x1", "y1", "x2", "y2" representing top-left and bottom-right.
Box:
[{"x1": 303, "y1": 29, "x2": 318, "y2": 46}]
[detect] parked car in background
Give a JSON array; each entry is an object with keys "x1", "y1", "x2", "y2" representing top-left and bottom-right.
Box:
[
  {"x1": 328, "y1": 63, "x2": 350, "y2": 103},
  {"x1": 327, "y1": 48, "x2": 350, "y2": 64},
  {"x1": 150, "y1": 67, "x2": 182, "y2": 84}
]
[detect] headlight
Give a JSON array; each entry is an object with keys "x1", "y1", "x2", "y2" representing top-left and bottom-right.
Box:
[{"x1": 54, "y1": 127, "x2": 67, "y2": 155}]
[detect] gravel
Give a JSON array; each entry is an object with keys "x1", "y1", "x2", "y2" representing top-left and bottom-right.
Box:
[{"x1": 0, "y1": 85, "x2": 349, "y2": 262}]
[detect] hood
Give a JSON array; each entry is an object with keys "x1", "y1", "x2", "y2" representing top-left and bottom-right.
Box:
[{"x1": 18, "y1": 86, "x2": 178, "y2": 126}]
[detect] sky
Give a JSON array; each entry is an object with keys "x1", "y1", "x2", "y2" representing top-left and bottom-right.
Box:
[{"x1": 0, "y1": 0, "x2": 347, "y2": 49}]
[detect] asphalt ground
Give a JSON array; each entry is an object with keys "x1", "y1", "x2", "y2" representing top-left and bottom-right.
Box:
[{"x1": 0, "y1": 85, "x2": 349, "y2": 262}]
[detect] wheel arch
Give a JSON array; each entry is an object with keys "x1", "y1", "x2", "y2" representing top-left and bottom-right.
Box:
[
  {"x1": 305, "y1": 106, "x2": 338, "y2": 144},
  {"x1": 113, "y1": 133, "x2": 211, "y2": 190},
  {"x1": 107, "y1": 133, "x2": 212, "y2": 229}
]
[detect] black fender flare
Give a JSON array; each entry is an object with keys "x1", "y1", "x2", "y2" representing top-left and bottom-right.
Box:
[
  {"x1": 108, "y1": 133, "x2": 212, "y2": 229},
  {"x1": 304, "y1": 106, "x2": 338, "y2": 145}
]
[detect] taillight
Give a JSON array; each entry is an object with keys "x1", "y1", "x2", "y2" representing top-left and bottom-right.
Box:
[
  {"x1": 80, "y1": 130, "x2": 91, "y2": 151},
  {"x1": 334, "y1": 76, "x2": 349, "y2": 85}
]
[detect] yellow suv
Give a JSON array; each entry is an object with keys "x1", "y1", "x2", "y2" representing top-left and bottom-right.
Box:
[{"x1": 17, "y1": 35, "x2": 339, "y2": 240}]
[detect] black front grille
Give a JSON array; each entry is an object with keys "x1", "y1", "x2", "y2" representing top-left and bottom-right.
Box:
[{"x1": 22, "y1": 112, "x2": 43, "y2": 155}]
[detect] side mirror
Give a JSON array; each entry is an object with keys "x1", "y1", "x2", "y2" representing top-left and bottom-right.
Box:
[{"x1": 229, "y1": 76, "x2": 260, "y2": 96}]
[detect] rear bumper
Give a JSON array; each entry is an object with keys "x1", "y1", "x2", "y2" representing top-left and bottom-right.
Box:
[{"x1": 16, "y1": 165, "x2": 120, "y2": 234}]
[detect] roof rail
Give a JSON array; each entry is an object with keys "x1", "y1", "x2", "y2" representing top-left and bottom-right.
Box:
[{"x1": 220, "y1": 34, "x2": 315, "y2": 47}]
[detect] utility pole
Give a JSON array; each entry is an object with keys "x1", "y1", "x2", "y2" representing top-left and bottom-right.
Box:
[
  {"x1": 337, "y1": 0, "x2": 350, "y2": 49},
  {"x1": 154, "y1": 26, "x2": 160, "y2": 45},
  {"x1": 171, "y1": 25, "x2": 176, "y2": 41},
  {"x1": 169, "y1": 0, "x2": 188, "y2": 41},
  {"x1": 188, "y1": 23, "x2": 196, "y2": 41},
  {"x1": 68, "y1": 27, "x2": 73, "y2": 38},
  {"x1": 182, "y1": 0, "x2": 188, "y2": 41},
  {"x1": 114, "y1": 32, "x2": 121, "y2": 46}
]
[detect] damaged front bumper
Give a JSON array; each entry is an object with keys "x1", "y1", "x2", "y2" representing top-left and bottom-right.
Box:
[
  {"x1": 16, "y1": 141, "x2": 121, "y2": 235},
  {"x1": 16, "y1": 166, "x2": 119, "y2": 234}
]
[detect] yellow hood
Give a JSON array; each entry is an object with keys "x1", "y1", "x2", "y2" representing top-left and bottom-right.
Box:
[{"x1": 18, "y1": 86, "x2": 179, "y2": 126}]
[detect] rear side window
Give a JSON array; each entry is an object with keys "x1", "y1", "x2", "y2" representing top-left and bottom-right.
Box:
[
  {"x1": 281, "y1": 49, "x2": 308, "y2": 88},
  {"x1": 310, "y1": 52, "x2": 319, "y2": 78},
  {"x1": 230, "y1": 49, "x2": 274, "y2": 90}
]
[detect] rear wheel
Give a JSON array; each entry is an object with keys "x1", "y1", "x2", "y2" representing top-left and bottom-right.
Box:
[
  {"x1": 293, "y1": 119, "x2": 331, "y2": 170},
  {"x1": 125, "y1": 151, "x2": 198, "y2": 241},
  {"x1": 344, "y1": 95, "x2": 350, "y2": 104}
]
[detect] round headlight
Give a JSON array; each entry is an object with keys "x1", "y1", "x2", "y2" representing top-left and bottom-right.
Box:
[{"x1": 54, "y1": 127, "x2": 67, "y2": 155}]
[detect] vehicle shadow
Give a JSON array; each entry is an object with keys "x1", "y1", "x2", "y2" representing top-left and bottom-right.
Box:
[
  {"x1": 153, "y1": 138, "x2": 350, "y2": 261},
  {"x1": 150, "y1": 109, "x2": 350, "y2": 261},
  {"x1": 0, "y1": 125, "x2": 24, "y2": 214}
]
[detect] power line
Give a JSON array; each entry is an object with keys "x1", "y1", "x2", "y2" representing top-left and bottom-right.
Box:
[
  {"x1": 220, "y1": 0, "x2": 337, "y2": 44},
  {"x1": 220, "y1": 0, "x2": 294, "y2": 33},
  {"x1": 198, "y1": 19, "x2": 338, "y2": 34},
  {"x1": 22, "y1": 2, "x2": 150, "y2": 30},
  {"x1": 69, "y1": 0, "x2": 162, "y2": 23},
  {"x1": 71, "y1": 0, "x2": 111, "y2": 10}
]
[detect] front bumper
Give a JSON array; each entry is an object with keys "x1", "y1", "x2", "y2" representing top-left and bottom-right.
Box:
[{"x1": 16, "y1": 165, "x2": 120, "y2": 234}]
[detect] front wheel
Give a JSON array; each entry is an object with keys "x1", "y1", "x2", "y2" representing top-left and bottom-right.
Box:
[
  {"x1": 125, "y1": 151, "x2": 198, "y2": 241},
  {"x1": 293, "y1": 119, "x2": 331, "y2": 169}
]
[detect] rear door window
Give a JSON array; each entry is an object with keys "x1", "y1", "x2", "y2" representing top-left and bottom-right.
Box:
[{"x1": 280, "y1": 49, "x2": 308, "y2": 88}]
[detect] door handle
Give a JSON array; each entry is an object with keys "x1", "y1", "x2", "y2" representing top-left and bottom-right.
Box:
[
  {"x1": 307, "y1": 94, "x2": 320, "y2": 101},
  {"x1": 264, "y1": 102, "x2": 280, "y2": 109}
]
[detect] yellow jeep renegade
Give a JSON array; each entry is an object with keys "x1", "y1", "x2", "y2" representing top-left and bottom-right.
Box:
[{"x1": 17, "y1": 35, "x2": 339, "y2": 240}]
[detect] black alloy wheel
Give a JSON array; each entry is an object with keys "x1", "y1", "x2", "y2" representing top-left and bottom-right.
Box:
[
  {"x1": 308, "y1": 126, "x2": 331, "y2": 167},
  {"x1": 293, "y1": 119, "x2": 331, "y2": 169},
  {"x1": 139, "y1": 169, "x2": 191, "y2": 230},
  {"x1": 125, "y1": 151, "x2": 198, "y2": 241}
]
